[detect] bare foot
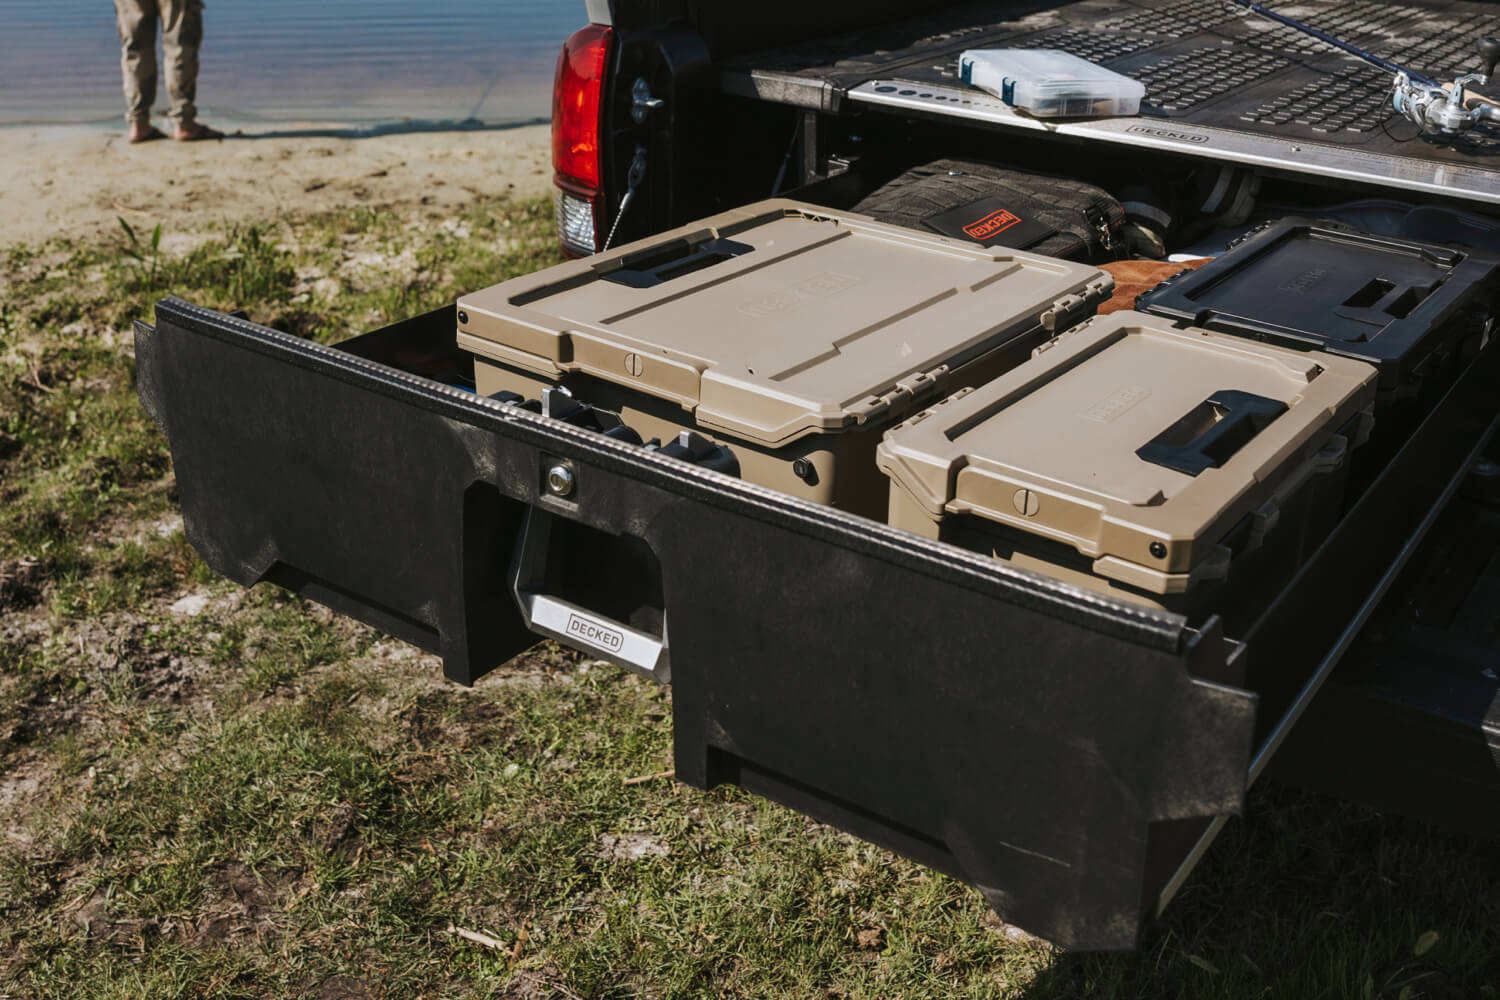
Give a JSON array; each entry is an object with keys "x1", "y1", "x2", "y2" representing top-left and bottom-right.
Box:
[
  {"x1": 128, "y1": 122, "x2": 166, "y2": 143},
  {"x1": 173, "y1": 121, "x2": 224, "y2": 142}
]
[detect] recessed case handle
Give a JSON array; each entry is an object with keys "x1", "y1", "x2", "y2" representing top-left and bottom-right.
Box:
[
  {"x1": 600, "y1": 237, "x2": 753, "y2": 288},
  {"x1": 1137, "y1": 389, "x2": 1287, "y2": 477}
]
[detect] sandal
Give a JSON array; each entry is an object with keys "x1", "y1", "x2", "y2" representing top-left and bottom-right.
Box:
[{"x1": 172, "y1": 121, "x2": 224, "y2": 141}]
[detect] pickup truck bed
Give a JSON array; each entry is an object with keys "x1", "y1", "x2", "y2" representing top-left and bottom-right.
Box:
[{"x1": 135, "y1": 294, "x2": 1500, "y2": 949}]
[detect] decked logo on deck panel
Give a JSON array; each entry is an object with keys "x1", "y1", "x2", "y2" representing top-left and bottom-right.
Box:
[
  {"x1": 566, "y1": 612, "x2": 624, "y2": 652},
  {"x1": 1126, "y1": 125, "x2": 1210, "y2": 144}
]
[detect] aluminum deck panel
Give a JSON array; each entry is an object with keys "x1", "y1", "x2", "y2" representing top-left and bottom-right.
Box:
[{"x1": 721, "y1": 0, "x2": 1500, "y2": 202}]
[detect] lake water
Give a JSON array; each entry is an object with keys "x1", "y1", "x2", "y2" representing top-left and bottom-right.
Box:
[{"x1": 0, "y1": 0, "x2": 584, "y2": 126}]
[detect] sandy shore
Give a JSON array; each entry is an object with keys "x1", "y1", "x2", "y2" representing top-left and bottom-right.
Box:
[{"x1": 0, "y1": 122, "x2": 553, "y2": 249}]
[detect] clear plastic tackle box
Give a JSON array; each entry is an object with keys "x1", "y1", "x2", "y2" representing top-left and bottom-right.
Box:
[{"x1": 959, "y1": 48, "x2": 1146, "y2": 119}]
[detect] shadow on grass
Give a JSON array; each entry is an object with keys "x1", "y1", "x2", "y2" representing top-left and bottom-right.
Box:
[{"x1": 1023, "y1": 780, "x2": 1500, "y2": 999}]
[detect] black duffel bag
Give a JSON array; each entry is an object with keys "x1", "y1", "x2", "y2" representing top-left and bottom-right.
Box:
[{"x1": 853, "y1": 158, "x2": 1127, "y2": 263}]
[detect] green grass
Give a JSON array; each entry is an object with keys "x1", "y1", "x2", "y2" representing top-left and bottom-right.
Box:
[{"x1": 1, "y1": 194, "x2": 1497, "y2": 999}]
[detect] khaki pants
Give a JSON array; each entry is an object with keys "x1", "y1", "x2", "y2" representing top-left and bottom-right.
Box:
[{"x1": 114, "y1": 0, "x2": 204, "y2": 126}]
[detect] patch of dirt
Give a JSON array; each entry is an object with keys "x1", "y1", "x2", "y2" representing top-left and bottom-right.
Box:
[
  {"x1": 392, "y1": 751, "x2": 455, "y2": 789},
  {"x1": 151, "y1": 512, "x2": 184, "y2": 539},
  {"x1": 0, "y1": 556, "x2": 51, "y2": 611},
  {"x1": 317, "y1": 976, "x2": 376, "y2": 1000},
  {"x1": 398, "y1": 692, "x2": 448, "y2": 749},
  {"x1": 14, "y1": 856, "x2": 287, "y2": 960},
  {"x1": 9, "y1": 690, "x2": 84, "y2": 760},
  {"x1": 1, "y1": 718, "x2": 34, "y2": 752},
  {"x1": 313, "y1": 802, "x2": 357, "y2": 852},
  {"x1": 184, "y1": 860, "x2": 286, "y2": 947},
  {"x1": 503, "y1": 967, "x2": 583, "y2": 1000},
  {"x1": 73, "y1": 892, "x2": 145, "y2": 943},
  {"x1": 167, "y1": 591, "x2": 211, "y2": 617},
  {"x1": 515, "y1": 643, "x2": 586, "y2": 676},
  {"x1": 398, "y1": 688, "x2": 511, "y2": 751},
  {"x1": 113, "y1": 616, "x2": 218, "y2": 706},
  {"x1": 981, "y1": 908, "x2": 1048, "y2": 946},
  {"x1": 451, "y1": 697, "x2": 509, "y2": 747},
  {"x1": 596, "y1": 832, "x2": 670, "y2": 863},
  {"x1": 2, "y1": 603, "x2": 220, "y2": 741},
  {"x1": 0, "y1": 756, "x2": 53, "y2": 846}
]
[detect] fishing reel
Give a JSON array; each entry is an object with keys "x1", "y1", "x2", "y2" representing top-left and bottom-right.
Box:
[
  {"x1": 1229, "y1": 1, "x2": 1500, "y2": 140},
  {"x1": 1393, "y1": 74, "x2": 1500, "y2": 136},
  {"x1": 1390, "y1": 38, "x2": 1500, "y2": 136}
]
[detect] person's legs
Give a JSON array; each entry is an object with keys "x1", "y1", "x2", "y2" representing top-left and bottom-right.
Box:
[
  {"x1": 158, "y1": 0, "x2": 203, "y2": 129},
  {"x1": 114, "y1": 0, "x2": 161, "y2": 138}
]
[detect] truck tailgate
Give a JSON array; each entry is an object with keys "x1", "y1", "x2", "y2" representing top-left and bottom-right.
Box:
[{"x1": 134, "y1": 296, "x2": 1500, "y2": 949}]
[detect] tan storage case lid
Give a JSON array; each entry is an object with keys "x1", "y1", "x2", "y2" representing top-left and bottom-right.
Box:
[
  {"x1": 456, "y1": 199, "x2": 1112, "y2": 447},
  {"x1": 876, "y1": 310, "x2": 1378, "y2": 589}
]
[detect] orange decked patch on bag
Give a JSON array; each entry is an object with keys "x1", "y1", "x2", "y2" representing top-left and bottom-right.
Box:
[
  {"x1": 926, "y1": 197, "x2": 1056, "y2": 250},
  {"x1": 963, "y1": 208, "x2": 1023, "y2": 241}
]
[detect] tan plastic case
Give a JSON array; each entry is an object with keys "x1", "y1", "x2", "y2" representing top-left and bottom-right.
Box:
[
  {"x1": 456, "y1": 199, "x2": 1113, "y2": 515},
  {"x1": 877, "y1": 310, "x2": 1378, "y2": 608}
]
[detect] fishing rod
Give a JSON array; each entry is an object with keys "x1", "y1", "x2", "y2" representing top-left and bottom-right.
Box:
[{"x1": 1227, "y1": 0, "x2": 1500, "y2": 136}]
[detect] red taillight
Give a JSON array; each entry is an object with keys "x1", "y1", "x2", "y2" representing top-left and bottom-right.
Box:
[{"x1": 552, "y1": 24, "x2": 612, "y2": 190}]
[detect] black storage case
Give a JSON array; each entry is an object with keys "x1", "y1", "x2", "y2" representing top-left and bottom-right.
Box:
[
  {"x1": 1137, "y1": 222, "x2": 1499, "y2": 490},
  {"x1": 1136, "y1": 221, "x2": 1498, "y2": 398}
]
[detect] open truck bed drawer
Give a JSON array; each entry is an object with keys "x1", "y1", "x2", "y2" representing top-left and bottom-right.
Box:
[{"x1": 133, "y1": 297, "x2": 1500, "y2": 950}]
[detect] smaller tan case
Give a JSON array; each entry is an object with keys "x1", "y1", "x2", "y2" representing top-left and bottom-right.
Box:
[
  {"x1": 877, "y1": 310, "x2": 1378, "y2": 614},
  {"x1": 456, "y1": 199, "x2": 1113, "y2": 516}
]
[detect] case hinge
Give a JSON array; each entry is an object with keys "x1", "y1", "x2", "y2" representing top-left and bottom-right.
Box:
[
  {"x1": 1041, "y1": 292, "x2": 1092, "y2": 333},
  {"x1": 849, "y1": 366, "x2": 950, "y2": 424}
]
